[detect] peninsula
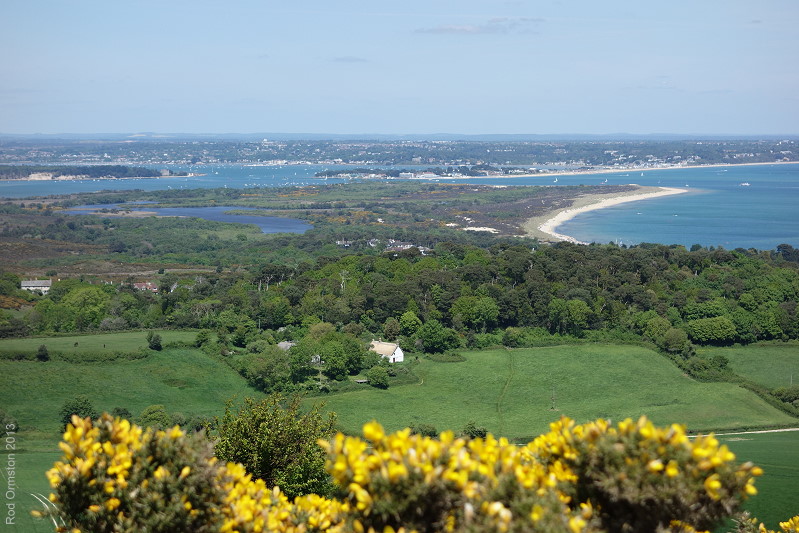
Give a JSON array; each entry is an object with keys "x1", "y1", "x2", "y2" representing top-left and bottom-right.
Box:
[{"x1": 523, "y1": 186, "x2": 688, "y2": 244}]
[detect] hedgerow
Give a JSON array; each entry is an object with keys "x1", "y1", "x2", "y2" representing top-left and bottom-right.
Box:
[{"x1": 41, "y1": 415, "x2": 799, "y2": 533}]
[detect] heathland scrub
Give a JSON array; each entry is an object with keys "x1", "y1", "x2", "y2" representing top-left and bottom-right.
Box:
[{"x1": 523, "y1": 185, "x2": 688, "y2": 244}]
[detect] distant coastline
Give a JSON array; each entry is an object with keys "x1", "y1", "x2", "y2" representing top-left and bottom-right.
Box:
[
  {"x1": 0, "y1": 174, "x2": 202, "y2": 182},
  {"x1": 524, "y1": 186, "x2": 689, "y2": 244},
  {"x1": 415, "y1": 160, "x2": 798, "y2": 181}
]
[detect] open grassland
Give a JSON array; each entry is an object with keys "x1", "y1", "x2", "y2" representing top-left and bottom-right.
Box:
[
  {"x1": 0, "y1": 447, "x2": 63, "y2": 533},
  {"x1": 0, "y1": 330, "x2": 197, "y2": 354},
  {"x1": 0, "y1": 347, "x2": 262, "y2": 452},
  {"x1": 319, "y1": 345, "x2": 798, "y2": 442},
  {"x1": 698, "y1": 342, "x2": 799, "y2": 390},
  {"x1": 719, "y1": 431, "x2": 799, "y2": 530},
  {"x1": 0, "y1": 337, "x2": 263, "y2": 531}
]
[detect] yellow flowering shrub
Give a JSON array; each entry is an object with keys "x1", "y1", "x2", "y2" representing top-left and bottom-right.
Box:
[
  {"x1": 42, "y1": 414, "x2": 799, "y2": 533},
  {"x1": 319, "y1": 421, "x2": 598, "y2": 532},
  {"x1": 44, "y1": 414, "x2": 226, "y2": 532},
  {"x1": 529, "y1": 416, "x2": 763, "y2": 532}
]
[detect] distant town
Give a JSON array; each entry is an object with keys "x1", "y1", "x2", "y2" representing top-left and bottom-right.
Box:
[{"x1": 0, "y1": 137, "x2": 795, "y2": 170}]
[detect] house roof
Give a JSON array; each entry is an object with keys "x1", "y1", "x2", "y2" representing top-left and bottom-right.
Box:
[
  {"x1": 21, "y1": 280, "x2": 52, "y2": 287},
  {"x1": 370, "y1": 340, "x2": 399, "y2": 357}
]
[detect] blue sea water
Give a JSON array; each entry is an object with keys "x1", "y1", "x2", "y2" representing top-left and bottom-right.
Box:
[
  {"x1": 550, "y1": 164, "x2": 799, "y2": 250},
  {"x1": 0, "y1": 164, "x2": 350, "y2": 198},
  {"x1": 2, "y1": 162, "x2": 797, "y2": 250}
]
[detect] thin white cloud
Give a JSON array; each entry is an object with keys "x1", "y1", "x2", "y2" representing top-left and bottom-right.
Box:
[{"x1": 415, "y1": 17, "x2": 544, "y2": 35}]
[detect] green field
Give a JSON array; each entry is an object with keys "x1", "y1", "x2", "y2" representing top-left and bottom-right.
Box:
[
  {"x1": 720, "y1": 430, "x2": 799, "y2": 530},
  {"x1": 0, "y1": 345, "x2": 262, "y2": 451},
  {"x1": 0, "y1": 335, "x2": 263, "y2": 531},
  {"x1": 699, "y1": 342, "x2": 799, "y2": 389},
  {"x1": 319, "y1": 345, "x2": 798, "y2": 441},
  {"x1": 0, "y1": 447, "x2": 62, "y2": 532},
  {"x1": 0, "y1": 330, "x2": 198, "y2": 355}
]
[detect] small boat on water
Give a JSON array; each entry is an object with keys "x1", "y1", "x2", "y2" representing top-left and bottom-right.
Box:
[{"x1": 739, "y1": 182, "x2": 751, "y2": 186}]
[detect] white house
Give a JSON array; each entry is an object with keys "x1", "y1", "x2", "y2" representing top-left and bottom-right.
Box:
[
  {"x1": 21, "y1": 279, "x2": 51, "y2": 294},
  {"x1": 370, "y1": 340, "x2": 404, "y2": 363}
]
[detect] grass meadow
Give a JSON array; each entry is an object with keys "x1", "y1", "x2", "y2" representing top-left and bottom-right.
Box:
[
  {"x1": 319, "y1": 344, "x2": 797, "y2": 442},
  {"x1": 698, "y1": 342, "x2": 799, "y2": 390},
  {"x1": 0, "y1": 345, "x2": 262, "y2": 453},
  {"x1": 1, "y1": 334, "x2": 263, "y2": 531},
  {"x1": 719, "y1": 430, "x2": 799, "y2": 530},
  {"x1": 0, "y1": 329, "x2": 198, "y2": 355}
]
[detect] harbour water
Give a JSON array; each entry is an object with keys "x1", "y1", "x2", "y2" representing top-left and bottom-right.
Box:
[{"x1": 3, "y1": 162, "x2": 797, "y2": 250}]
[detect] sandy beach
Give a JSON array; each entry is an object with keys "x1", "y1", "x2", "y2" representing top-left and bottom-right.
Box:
[{"x1": 523, "y1": 186, "x2": 688, "y2": 244}]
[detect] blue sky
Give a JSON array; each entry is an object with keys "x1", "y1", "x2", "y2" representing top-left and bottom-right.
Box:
[{"x1": 2, "y1": 0, "x2": 797, "y2": 135}]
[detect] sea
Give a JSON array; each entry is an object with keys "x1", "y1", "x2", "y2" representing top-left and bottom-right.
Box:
[{"x1": 2, "y1": 162, "x2": 797, "y2": 250}]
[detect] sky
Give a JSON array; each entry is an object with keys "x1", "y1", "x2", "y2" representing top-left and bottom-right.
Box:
[{"x1": 2, "y1": 0, "x2": 798, "y2": 135}]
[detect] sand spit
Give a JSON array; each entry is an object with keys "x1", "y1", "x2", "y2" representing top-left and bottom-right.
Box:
[{"x1": 524, "y1": 186, "x2": 688, "y2": 244}]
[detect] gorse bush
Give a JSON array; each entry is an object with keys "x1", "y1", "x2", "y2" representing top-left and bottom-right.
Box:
[
  {"x1": 42, "y1": 415, "x2": 799, "y2": 533},
  {"x1": 43, "y1": 414, "x2": 226, "y2": 532}
]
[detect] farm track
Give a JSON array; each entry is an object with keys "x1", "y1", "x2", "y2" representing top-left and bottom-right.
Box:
[{"x1": 706, "y1": 428, "x2": 799, "y2": 437}]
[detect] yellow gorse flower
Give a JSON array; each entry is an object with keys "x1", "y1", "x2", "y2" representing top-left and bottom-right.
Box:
[{"x1": 44, "y1": 414, "x2": 789, "y2": 533}]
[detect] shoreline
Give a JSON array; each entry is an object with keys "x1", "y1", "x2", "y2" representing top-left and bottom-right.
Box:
[
  {"x1": 0, "y1": 174, "x2": 202, "y2": 182},
  {"x1": 523, "y1": 186, "x2": 688, "y2": 244},
  {"x1": 423, "y1": 160, "x2": 798, "y2": 180},
  {"x1": 0, "y1": 160, "x2": 794, "y2": 182}
]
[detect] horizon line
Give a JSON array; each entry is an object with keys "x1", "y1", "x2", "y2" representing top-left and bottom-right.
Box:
[{"x1": 2, "y1": 131, "x2": 799, "y2": 141}]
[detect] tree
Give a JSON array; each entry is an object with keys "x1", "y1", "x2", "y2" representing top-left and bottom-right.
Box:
[
  {"x1": 147, "y1": 330, "x2": 163, "y2": 350},
  {"x1": 59, "y1": 394, "x2": 98, "y2": 429},
  {"x1": 399, "y1": 310, "x2": 422, "y2": 336},
  {"x1": 322, "y1": 341, "x2": 348, "y2": 381},
  {"x1": 450, "y1": 295, "x2": 499, "y2": 332},
  {"x1": 661, "y1": 327, "x2": 690, "y2": 354},
  {"x1": 36, "y1": 343, "x2": 49, "y2": 362},
  {"x1": 416, "y1": 319, "x2": 460, "y2": 353},
  {"x1": 409, "y1": 423, "x2": 438, "y2": 437},
  {"x1": 111, "y1": 406, "x2": 132, "y2": 420},
  {"x1": 61, "y1": 286, "x2": 111, "y2": 330},
  {"x1": 213, "y1": 395, "x2": 337, "y2": 499},
  {"x1": 461, "y1": 421, "x2": 487, "y2": 439},
  {"x1": 685, "y1": 316, "x2": 738, "y2": 345},
  {"x1": 366, "y1": 366, "x2": 389, "y2": 389},
  {"x1": 383, "y1": 317, "x2": 400, "y2": 340},
  {"x1": 195, "y1": 329, "x2": 212, "y2": 347},
  {"x1": 138, "y1": 404, "x2": 172, "y2": 430},
  {"x1": 236, "y1": 350, "x2": 291, "y2": 393}
]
